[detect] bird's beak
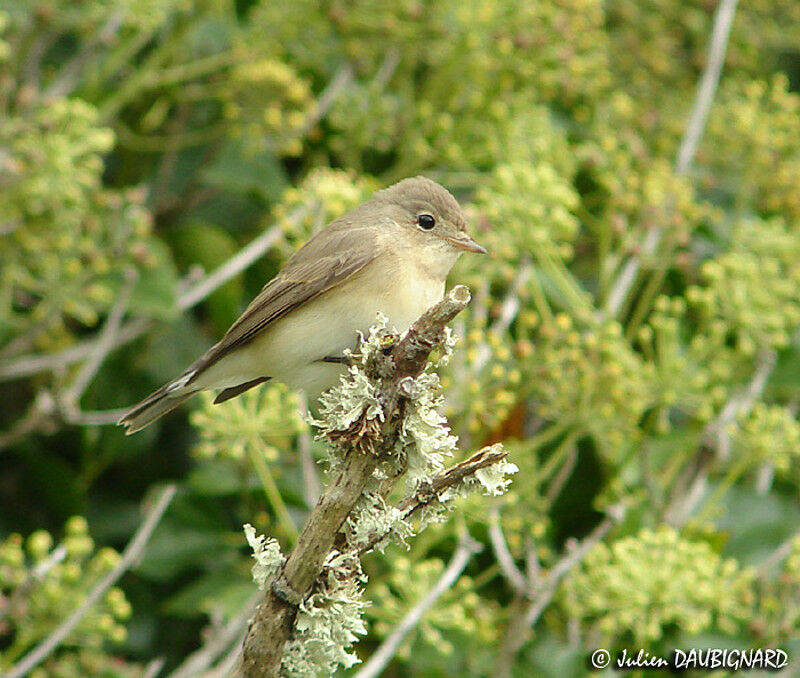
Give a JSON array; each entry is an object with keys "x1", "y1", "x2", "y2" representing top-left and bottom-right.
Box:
[{"x1": 446, "y1": 233, "x2": 488, "y2": 254}]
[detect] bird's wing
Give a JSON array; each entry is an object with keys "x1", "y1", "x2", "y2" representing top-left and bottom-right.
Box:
[{"x1": 187, "y1": 221, "x2": 383, "y2": 381}]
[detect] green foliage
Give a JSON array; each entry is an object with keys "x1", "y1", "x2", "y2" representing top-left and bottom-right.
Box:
[
  {"x1": 3, "y1": 0, "x2": 800, "y2": 674},
  {"x1": 563, "y1": 526, "x2": 755, "y2": 642},
  {"x1": 0, "y1": 517, "x2": 135, "y2": 674},
  {"x1": 369, "y1": 556, "x2": 498, "y2": 656}
]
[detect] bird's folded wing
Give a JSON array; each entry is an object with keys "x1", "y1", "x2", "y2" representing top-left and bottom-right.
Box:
[{"x1": 187, "y1": 223, "x2": 382, "y2": 380}]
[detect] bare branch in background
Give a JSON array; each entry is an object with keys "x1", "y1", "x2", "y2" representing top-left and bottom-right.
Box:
[
  {"x1": 297, "y1": 394, "x2": 321, "y2": 508},
  {"x1": 0, "y1": 545, "x2": 67, "y2": 626},
  {"x1": 489, "y1": 507, "x2": 527, "y2": 595},
  {"x1": 604, "y1": 0, "x2": 740, "y2": 317},
  {"x1": 6, "y1": 485, "x2": 177, "y2": 678},
  {"x1": 61, "y1": 269, "x2": 138, "y2": 407},
  {"x1": 495, "y1": 504, "x2": 627, "y2": 678}
]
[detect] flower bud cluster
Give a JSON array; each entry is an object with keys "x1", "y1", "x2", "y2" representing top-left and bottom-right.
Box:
[
  {"x1": 563, "y1": 526, "x2": 755, "y2": 642},
  {"x1": 0, "y1": 517, "x2": 131, "y2": 672}
]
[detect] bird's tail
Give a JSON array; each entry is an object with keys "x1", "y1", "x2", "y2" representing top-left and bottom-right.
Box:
[{"x1": 117, "y1": 376, "x2": 198, "y2": 435}]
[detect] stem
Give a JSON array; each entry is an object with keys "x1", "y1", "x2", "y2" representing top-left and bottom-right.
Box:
[
  {"x1": 624, "y1": 259, "x2": 670, "y2": 343},
  {"x1": 538, "y1": 430, "x2": 580, "y2": 483},
  {"x1": 248, "y1": 438, "x2": 298, "y2": 543},
  {"x1": 528, "y1": 266, "x2": 554, "y2": 326}
]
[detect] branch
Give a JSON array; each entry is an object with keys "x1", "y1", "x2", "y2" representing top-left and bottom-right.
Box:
[
  {"x1": 0, "y1": 545, "x2": 67, "y2": 625},
  {"x1": 62, "y1": 269, "x2": 138, "y2": 407},
  {"x1": 353, "y1": 532, "x2": 481, "y2": 678},
  {"x1": 495, "y1": 503, "x2": 626, "y2": 678},
  {"x1": 489, "y1": 507, "x2": 527, "y2": 595},
  {"x1": 296, "y1": 64, "x2": 354, "y2": 137},
  {"x1": 758, "y1": 529, "x2": 800, "y2": 578},
  {"x1": 356, "y1": 444, "x2": 510, "y2": 557},
  {"x1": 604, "y1": 0, "x2": 739, "y2": 317},
  {"x1": 176, "y1": 221, "x2": 288, "y2": 312},
  {"x1": 5, "y1": 485, "x2": 176, "y2": 678},
  {"x1": 236, "y1": 286, "x2": 471, "y2": 677}
]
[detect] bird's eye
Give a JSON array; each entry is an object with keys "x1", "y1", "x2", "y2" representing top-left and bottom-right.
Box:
[{"x1": 417, "y1": 214, "x2": 436, "y2": 230}]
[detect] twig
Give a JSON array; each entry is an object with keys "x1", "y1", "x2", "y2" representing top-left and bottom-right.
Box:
[
  {"x1": 702, "y1": 348, "x2": 776, "y2": 460},
  {"x1": 142, "y1": 658, "x2": 166, "y2": 678},
  {"x1": 604, "y1": 0, "x2": 739, "y2": 317},
  {"x1": 495, "y1": 504, "x2": 626, "y2": 677},
  {"x1": 176, "y1": 222, "x2": 287, "y2": 312},
  {"x1": 5, "y1": 485, "x2": 177, "y2": 678},
  {"x1": 358, "y1": 444, "x2": 510, "y2": 556},
  {"x1": 353, "y1": 532, "x2": 482, "y2": 678},
  {"x1": 758, "y1": 529, "x2": 800, "y2": 578},
  {"x1": 43, "y1": 11, "x2": 125, "y2": 99},
  {"x1": 474, "y1": 259, "x2": 531, "y2": 372},
  {"x1": 296, "y1": 64, "x2": 354, "y2": 137},
  {"x1": 62, "y1": 269, "x2": 138, "y2": 406},
  {"x1": 543, "y1": 445, "x2": 577, "y2": 507},
  {"x1": 168, "y1": 591, "x2": 261, "y2": 678},
  {"x1": 488, "y1": 507, "x2": 527, "y2": 595}
]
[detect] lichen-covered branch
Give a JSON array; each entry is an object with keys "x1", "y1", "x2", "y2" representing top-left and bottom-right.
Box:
[{"x1": 236, "y1": 286, "x2": 474, "y2": 677}]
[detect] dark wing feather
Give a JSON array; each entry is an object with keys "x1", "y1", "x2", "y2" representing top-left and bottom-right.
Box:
[{"x1": 187, "y1": 220, "x2": 382, "y2": 381}]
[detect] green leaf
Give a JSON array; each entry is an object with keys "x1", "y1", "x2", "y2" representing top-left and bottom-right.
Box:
[
  {"x1": 717, "y1": 486, "x2": 800, "y2": 566},
  {"x1": 129, "y1": 238, "x2": 179, "y2": 320},
  {"x1": 171, "y1": 220, "x2": 244, "y2": 332},
  {"x1": 200, "y1": 139, "x2": 288, "y2": 202},
  {"x1": 163, "y1": 567, "x2": 255, "y2": 617},
  {"x1": 187, "y1": 460, "x2": 244, "y2": 496}
]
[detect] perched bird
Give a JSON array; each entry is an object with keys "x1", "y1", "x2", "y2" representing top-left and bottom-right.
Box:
[{"x1": 118, "y1": 176, "x2": 486, "y2": 434}]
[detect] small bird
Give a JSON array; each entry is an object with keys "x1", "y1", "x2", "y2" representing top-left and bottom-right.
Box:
[{"x1": 118, "y1": 176, "x2": 486, "y2": 434}]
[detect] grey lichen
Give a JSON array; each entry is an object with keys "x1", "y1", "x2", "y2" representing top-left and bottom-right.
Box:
[
  {"x1": 281, "y1": 551, "x2": 368, "y2": 677},
  {"x1": 243, "y1": 523, "x2": 283, "y2": 590},
  {"x1": 244, "y1": 310, "x2": 514, "y2": 677}
]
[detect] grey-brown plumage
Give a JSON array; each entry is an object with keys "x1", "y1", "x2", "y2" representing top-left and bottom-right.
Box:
[{"x1": 118, "y1": 176, "x2": 485, "y2": 434}]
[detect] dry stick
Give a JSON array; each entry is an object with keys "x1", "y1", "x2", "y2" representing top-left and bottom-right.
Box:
[
  {"x1": 0, "y1": 216, "x2": 279, "y2": 383},
  {"x1": 142, "y1": 658, "x2": 167, "y2": 678},
  {"x1": 758, "y1": 529, "x2": 800, "y2": 578},
  {"x1": 296, "y1": 64, "x2": 354, "y2": 138},
  {"x1": 0, "y1": 273, "x2": 138, "y2": 446},
  {"x1": 43, "y1": 11, "x2": 125, "y2": 99},
  {"x1": 235, "y1": 286, "x2": 472, "y2": 678},
  {"x1": 168, "y1": 591, "x2": 262, "y2": 678},
  {"x1": 176, "y1": 219, "x2": 288, "y2": 312},
  {"x1": 0, "y1": 180, "x2": 326, "y2": 384},
  {"x1": 495, "y1": 504, "x2": 626, "y2": 678},
  {"x1": 6, "y1": 485, "x2": 177, "y2": 678},
  {"x1": 353, "y1": 532, "x2": 482, "y2": 678},
  {"x1": 604, "y1": 0, "x2": 740, "y2": 318}
]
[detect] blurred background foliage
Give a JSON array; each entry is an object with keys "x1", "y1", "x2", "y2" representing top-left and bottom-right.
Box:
[{"x1": 2, "y1": 0, "x2": 800, "y2": 675}]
